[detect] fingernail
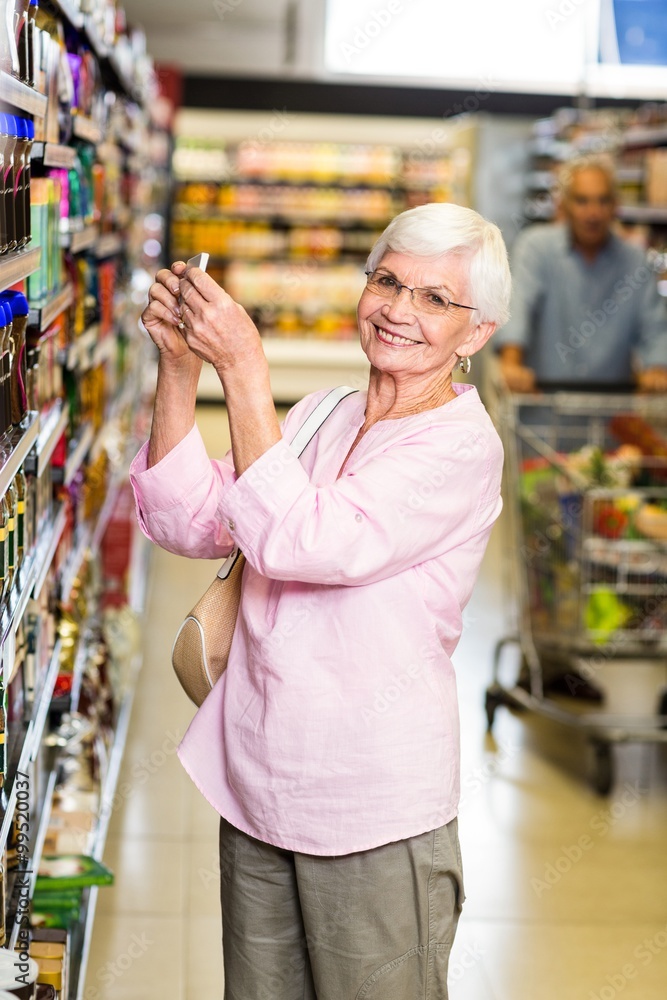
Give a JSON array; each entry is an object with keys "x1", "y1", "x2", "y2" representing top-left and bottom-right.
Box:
[{"x1": 170, "y1": 284, "x2": 179, "y2": 294}]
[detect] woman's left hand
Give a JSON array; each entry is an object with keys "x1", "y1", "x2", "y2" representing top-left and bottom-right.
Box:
[{"x1": 174, "y1": 260, "x2": 264, "y2": 374}]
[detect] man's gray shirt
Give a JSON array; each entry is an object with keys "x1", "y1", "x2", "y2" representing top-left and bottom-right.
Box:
[{"x1": 495, "y1": 223, "x2": 667, "y2": 384}]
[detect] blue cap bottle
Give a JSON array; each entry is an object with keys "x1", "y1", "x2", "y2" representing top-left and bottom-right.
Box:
[{"x1": 2, "y1": 116, "x2": 18, "y2": 252}]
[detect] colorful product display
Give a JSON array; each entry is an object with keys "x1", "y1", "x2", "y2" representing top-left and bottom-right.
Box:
[
  {"x1": 171, "y1": 136, "x2": 469, "y2": 342},
  {"x1": 1, "y1": 0, "x2": 165, "y2": 981}
]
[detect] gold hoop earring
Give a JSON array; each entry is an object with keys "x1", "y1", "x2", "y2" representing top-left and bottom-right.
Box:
[{"x1": 459, "y1": 356, "x2": 471, "y2": 375}]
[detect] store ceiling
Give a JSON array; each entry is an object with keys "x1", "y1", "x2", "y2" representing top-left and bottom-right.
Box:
[{"x1": 123, "y1": 0, "x2": 322, "y2": 78}]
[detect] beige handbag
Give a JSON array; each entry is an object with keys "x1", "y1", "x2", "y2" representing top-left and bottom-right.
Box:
[{"x1": 171, "y1": 386, "x2": 358, "y2": 705}]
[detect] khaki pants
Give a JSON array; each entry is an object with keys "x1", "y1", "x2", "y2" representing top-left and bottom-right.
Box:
[{"x1": 218, "y1": 816, "x2": 464, "y2": 1000}]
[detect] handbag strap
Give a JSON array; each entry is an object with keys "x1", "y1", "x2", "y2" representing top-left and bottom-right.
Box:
[
  {"x1": 216, "y1": 386, "x2": 359, "y2": 579},
  {"x1": 289, "y1": 385, "x2": 358, "y2": 457}
]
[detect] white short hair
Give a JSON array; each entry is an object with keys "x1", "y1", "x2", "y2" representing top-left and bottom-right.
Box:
[{"x1": 366, "y1": 202, "x2": 511, "y2": 327}]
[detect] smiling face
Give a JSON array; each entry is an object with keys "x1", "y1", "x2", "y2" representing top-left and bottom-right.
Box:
[{"x1": 357, "y1": 251, "x2": 486, "y2": 385}]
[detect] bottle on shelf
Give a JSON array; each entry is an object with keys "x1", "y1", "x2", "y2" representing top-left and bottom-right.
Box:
[
  {"x1": 0, "y1": 114, "x2": 8, "y2": 255},
  {"x1": 0, "y1": 302, "x2": 11, "y2": 438},
  {"x1": 1, "y1": 291, "x2": 29, "y2": 428},
  {"x1": 27, "y1": 0, "x2": 38, "y2": 88},
  {"x1": 5, "y1": 477, "x2": 16, "y2": 594},
  {"x1": 0, "y1": 494, "x2": 7, "y2": 608},
  {"x1": 1, "y1": 115, "x2": 18, "y2": 254},
  {"x1": 14, "y1": 116, "x2": 33, "y2": 249},
  {"x1": 15, "y1": 468, "x2": 27, "y2": 571}
]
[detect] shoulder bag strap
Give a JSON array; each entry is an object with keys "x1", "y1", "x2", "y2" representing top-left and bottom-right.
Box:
[
  {"x1": 289, "y1": 385, "x2": 358, "y2": 457},
  {"x1": 217, "y1": 386, "x2": 359, "y2": 579}
]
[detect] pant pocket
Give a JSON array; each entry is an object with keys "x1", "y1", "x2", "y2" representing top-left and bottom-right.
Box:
[{"x1": 356, "y1": 946, "x2": 427, "y2": 1000}]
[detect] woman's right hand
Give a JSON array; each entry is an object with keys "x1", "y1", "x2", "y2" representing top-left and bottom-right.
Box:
[{"x1": 142, "y1": 266, "x2": 193, "y2": 363}]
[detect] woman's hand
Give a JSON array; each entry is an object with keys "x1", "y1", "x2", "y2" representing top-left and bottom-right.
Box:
[
  {"x1": 175, "y1": 261, "x2": 264, "y2": 374},
  {"x1": 141, "y1": 267, "x2": 193, "y2": 364}
]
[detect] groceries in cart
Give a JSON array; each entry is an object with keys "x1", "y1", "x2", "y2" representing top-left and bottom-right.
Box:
[{"x1": 518, "y1": 407, "x2": 667, "y2": 649}]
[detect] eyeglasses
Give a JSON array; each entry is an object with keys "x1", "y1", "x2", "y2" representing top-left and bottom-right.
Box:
[{"x1": 364, "y1": 270, "x2": 476, "y2": 316}]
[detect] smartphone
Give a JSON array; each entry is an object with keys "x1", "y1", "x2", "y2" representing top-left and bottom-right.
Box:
[{"x1": 187, "y1": 252, "x2": 209, "y2": 271}]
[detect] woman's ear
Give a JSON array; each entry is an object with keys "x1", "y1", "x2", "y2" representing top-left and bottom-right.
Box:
[{"x1": 460, "y1": 321, "x2": 497, "y2": 358}]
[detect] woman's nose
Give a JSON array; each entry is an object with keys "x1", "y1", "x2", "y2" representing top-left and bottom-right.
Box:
[{"x1": 381, "y1": 288, "x2": 417, "y2": 323}]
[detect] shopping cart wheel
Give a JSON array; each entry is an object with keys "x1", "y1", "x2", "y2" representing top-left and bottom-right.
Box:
[
  {"x1": 485, "y1": 688, "x2": 503, "y2": 733},
  {"x1": 590, "y1": 741, "x2": 614, "y2": 796}
]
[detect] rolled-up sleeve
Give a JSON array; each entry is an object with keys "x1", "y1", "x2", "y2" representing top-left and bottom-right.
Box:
[
  {"x1": 635, "y1": 273, "x2": 667, "y2": 370},
  {"x1": 219, "y1": 424, "x2": 502, "y2": 587},
  {"x1": 129, "y1": 425, "x2": 237, "y2": 559}
]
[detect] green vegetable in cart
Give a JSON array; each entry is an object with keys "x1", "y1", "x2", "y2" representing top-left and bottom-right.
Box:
[{"x1": 585, "y1": 588, "x2": 632, "y2": 642}]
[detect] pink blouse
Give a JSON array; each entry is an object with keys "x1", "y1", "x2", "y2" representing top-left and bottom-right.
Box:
[{"x1": 129, "y1": 383, "x2": 503, "y2": 855}]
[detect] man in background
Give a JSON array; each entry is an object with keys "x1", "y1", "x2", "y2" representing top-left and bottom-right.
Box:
[
  {"x1": 497, "y1": 154, "x2": 667, "y2": 393},
  {"x1": 495, "y1": 155, "x2": 667, "y2": 700}
]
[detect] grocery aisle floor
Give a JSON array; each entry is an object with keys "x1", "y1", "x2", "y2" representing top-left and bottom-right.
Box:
[{"x1": 84, "y1": 403, "x2": 667, "y2": 1000}]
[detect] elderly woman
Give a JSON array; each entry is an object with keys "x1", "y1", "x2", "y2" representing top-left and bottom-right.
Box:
[{"x1": 130, "y1": 202, "x2": 510, "y2": 1000}]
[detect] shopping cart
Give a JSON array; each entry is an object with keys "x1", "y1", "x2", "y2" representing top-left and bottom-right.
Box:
[{"x1": 486, "y1": 385, "x2": 667, "y2": 794}]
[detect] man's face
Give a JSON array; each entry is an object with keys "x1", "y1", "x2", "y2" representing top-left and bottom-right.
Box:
[{"x1": 561, "y1": 168, "x2": 616, "y2": 251}]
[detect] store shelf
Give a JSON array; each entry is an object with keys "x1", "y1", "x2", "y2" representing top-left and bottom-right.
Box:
[
  {"x1": 0, "y1": 248, "x2": 41, "y2": 295},
  {"x1": 61, "y1": 324, "x2": 100, "y2": 370},
  {"x1": 74, "y1": 655, "x2": 141, "y2": 1000},
  {"x1": 50, "y1": 0, "x2": 84, "y2": 28},
  {"x1": 60, "y1": 423, "x2": 95, "y2": 488},
  {"x1": 197, "y1": 338, "x2": 370, "y2": 404},
  {"x1": 28, "y1": 283, "x2": 75, "y2": 331},
  {"x1": 106, "y1": 373, "x2": 138, "y2": 427},
  {"x1": 617, "y1": 167, "x2": 645, "y2": 183},
  {"x1": 173, "y1": 208, "x2": 393, "y2": 227},
  {"x1": 525, "y1": 170, "x2": 557, "y2": 190},
  {"x1": 91, "y1": 335, "x2": 116, "y2": 369},
  {"x1": 106, "y1": 53, "x2": 138, "y2": 104},
  {"x1": 68, "y1": 633, "x2": 90, "y2": 716},
  {"x1": 61, "y1": 226, "x2": 99, "y2": 254},
  {"x1": 27, "y1": 403, "x2": 69, "y2": 477},
  {"x1": 623, "y1": 126, "x2": 667, "y2": 148},
  {"x1": 178, "y1": 175, "x2": 401, "y2": 190},
  {"x1": 31, "y1": 142, "x2": 77, "y2": 169},
  {"x1": 71, "y1": 114, "x2": 103, "y2": 145},
  {"x1": 0, "y1": 72, "x2": 47, "y2": 117},
  {"x1": 0, "y1": 414, "x2": 39, "y2": 499},
  {"x1": 2, "y1": 559, "x2": 37, "y2": 647},
  {"x1": 76, "y1": 332, "x2": 116, "y2": 374},
  {"x1": 95, "y1": 232, "x2": 124, "y2": 258},
  {"x1": 32, "y1": 504, "x2": 68, "y2": 600},
  {"x1": 0, "y1": 638, "x2": 63, "y2": 854},
  {"x1": 6, "y1": 766, "x2": 58, "y2": 951},
  {"x1": 82, "y1": 15, "x2": 108, "y2": 59},
  {"x1": 617, "y1": 205, "x2": 667, "y2": 224}
]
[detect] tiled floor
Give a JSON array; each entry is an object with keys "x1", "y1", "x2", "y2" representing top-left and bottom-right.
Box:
[{"x1": 85, "y1": 404, "x2": 667, "y2": 1000}]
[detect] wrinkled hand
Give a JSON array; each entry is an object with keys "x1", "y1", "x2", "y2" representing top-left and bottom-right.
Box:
[
  {"x1": 176, "y1": 261, "x2": 263, "y2": 373},
  {"x1": 500, "y1": 358, "x2": 537, "y2": 393},
  {"x1": 141, "y1": 266, "x2": 192, "y2": 362},
  {"x1": 637, "y1": 367, "x2": 667, "y2": 393}
]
